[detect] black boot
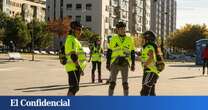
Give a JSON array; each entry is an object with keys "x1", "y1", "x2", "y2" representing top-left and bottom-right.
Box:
[
  {"x1": 98, "y1": 72, "x2": 102, "y2": 83},
  {"x1": 91, "y1": 73, "x2": 95, "y2": 83}
]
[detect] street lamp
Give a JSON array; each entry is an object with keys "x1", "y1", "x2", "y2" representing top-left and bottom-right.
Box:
[
  {"x1": 28, "y1": 21, "x2": 35, "y2": 61},
  {"x1": 31, "y1": 21, "x2": 35, "y2": 61}
]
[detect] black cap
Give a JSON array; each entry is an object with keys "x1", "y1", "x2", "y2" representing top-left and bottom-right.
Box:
[
  {"x1": 70, "y1": 21, "x2": 82, "y2": 30},
  {"x1": 116, "y1": 21, "x2": 126, "y2": 28},
  {"x1": 142, "y1": 31, "x2": 156, "y2": 42}
]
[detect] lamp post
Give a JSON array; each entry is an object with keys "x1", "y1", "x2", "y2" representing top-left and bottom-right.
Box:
[
  {"x1": 31, "y1": 20, "x2": 34, "y2": 61},
  {"x1": 28, "y1": 19, "x2": 35, "y2": 61}
]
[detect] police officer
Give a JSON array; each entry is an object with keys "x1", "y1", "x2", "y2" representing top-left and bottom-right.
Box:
[
  {"x1": 140, "y1": 31, "x2": 161, "y2": 96},
  {"x1": 64, "y1": 21, "x2": 86, "y2": 96},
  {"x1": 106, "y1": 21, "x2": 135, "y2": 96},
  {"x1": 88, "y1": 35, "x2": 103, "y2": 83}
]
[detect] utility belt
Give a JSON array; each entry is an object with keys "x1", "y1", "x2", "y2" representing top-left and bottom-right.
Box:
[{"x1": 114, "y1": 56, "x2": 129, "y2": 66}]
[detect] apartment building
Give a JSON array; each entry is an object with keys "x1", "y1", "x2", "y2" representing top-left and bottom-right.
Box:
[
  {"x1": 0, "y1": 0, "x2": 46, "y2": 22},
  {"x1": 129, "y1": 0, "x2": 143, "y2": 34},
  {"x1": 47, "y1": 0, "x2": 110, "y2": 40},
  {"x1": 46, "y1": 0, "x2": 176, "y2": 48},
  {"x1": 150, "y1": 0, "x2": 177, "y2": 38},
  {"x1": 22, "y1": 0, "x2": 46, "y2": 22},
  {"x1": 142, "y1": 0, "x2": 151, "y2": 32},
  {"x1": 108, "y1": 0, "x2": 129, "y2": 33}
]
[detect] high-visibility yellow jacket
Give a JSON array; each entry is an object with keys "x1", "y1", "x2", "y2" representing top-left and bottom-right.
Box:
[
  {"x1": 91, "y1": 46, "x2": 102, "y2": 62},
  {"x1": 64, "y1": 35, "x2": 86, "y2": 72},
  {"x1": 140, "y1": 44, "x2": 159, "y2": 76},
  {"x1": 109, "y1": 34, "x2": 135, "y2": 64}
]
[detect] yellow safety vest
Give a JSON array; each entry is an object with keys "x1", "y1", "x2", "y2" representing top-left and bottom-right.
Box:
[
  {"x1": 64, "y1": 35, "x2": 86, "y2": 72},
  {"x1": 141, "y1": 44, "x2": 159, "y2": 76},
  {"x1": 109, "y1": 34, "x2": 135, "y2": 64},
  {"x1": 92, "y1": 46, "x2": 102, "y2": 62}
]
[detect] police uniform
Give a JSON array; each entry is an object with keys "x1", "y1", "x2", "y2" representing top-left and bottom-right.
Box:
[
  {"x1": 140, "y1": 43, "x2": 159, "y2": 96},
  {"x1": 65, "y1": 34, "x2": 86, "y2": 95},
  {"x1": 91, "y1": 46, "x2": 102, "y2": 83},
  {"x1": 107, "y1": 34, "x2": 135, "y2": 96}
]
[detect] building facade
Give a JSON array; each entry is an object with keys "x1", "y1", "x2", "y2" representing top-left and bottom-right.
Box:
[
  {"x1": 150, "y1": 0, "x2": 177, "y2": 39},
  {"x1": 108, "y1": 0, "x2": 129, "y2": 33},
  {"x1": 47, "y1": 0, "x2": 110, "y2": 41},
  {"x1": 129, "y1": 0, "x2": 143, "y2": 34},
  {"x1": 0, "y1": 0, "x2": 46, "y2": 22},
  {"x1": 142, "y1": 0, "x2": 151, "y2": 32},
  {"x1": 46, "y1": 0, "x2": 177, "y2": 49}
]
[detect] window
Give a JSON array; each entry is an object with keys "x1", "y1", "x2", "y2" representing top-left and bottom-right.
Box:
[
  {"x1": 86, "y1": 16, "x2": 92, "y2": 22},
  {"x1": 76, "y1": 4, "x2": 82, "y2": 10},
  {"x1": 75, "y1": 16, "x2": 81, "y2": 22},
  {"x1": 105, "y1": 29, "x2": 108, "y2": 34},
  {"x1": 105, "y1": 17, "x2": 109, "y2": 23},
  {"x1": 86, "y1": 4, "x2": 92, "y2": 10},
  {"x1": 105, "y1": 6, "x2": 109, "y2": 12},
  {"x1": 66, "y1": 4, "x2": 72, "y2": 10}
]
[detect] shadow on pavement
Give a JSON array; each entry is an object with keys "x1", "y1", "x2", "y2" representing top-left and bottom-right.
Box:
[
  {"x1": 15, "y1": 85, "x2": 67, "y2": 91},
  {"x1": 20, "y1": 83, "x2": 108, "y2": 92},
  {"x1": 14, "y1": 76, "x2": 142, "y2": 92},
  {"x1": 169, "y1": 75, "x2": 202, "y2": 80},
  {"x1": 169, "y1": 64, "x2": 202, "y2": 68}
]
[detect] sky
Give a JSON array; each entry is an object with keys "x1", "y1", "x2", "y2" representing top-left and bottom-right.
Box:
[{"x1": 177, "y1": 0, "x2": 208, "y2": 28}]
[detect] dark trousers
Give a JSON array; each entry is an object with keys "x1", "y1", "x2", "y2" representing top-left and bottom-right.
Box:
[
  {"x1": 140, "y1": 72, "x2": 159, "y2": 96},
  {"x1": 91, "y1": 61, "x2": 102, "y2": 81},
  {"x1": 203, "y1": 59, "x2": 208, "y2": 75},
  {"x1": 67, "y1": 71, "x2": 80, "y2": 95}
]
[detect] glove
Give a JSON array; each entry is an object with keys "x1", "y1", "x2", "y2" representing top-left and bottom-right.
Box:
[
  {"x1": 131, "y1": 64, "x2": 135, "y2": 71},
  {"x1": 80, "y1": 70, "x2": 84, "y2": 76},
  {"x1": 77, "y1": 65, "x2": 84, "y2": 76},
  {"x1": 106, "y1": 63, "x2": 111, "y2": 71},
  {"x1": 59, "y1": 55, "x2": 67, "y2": 65}
]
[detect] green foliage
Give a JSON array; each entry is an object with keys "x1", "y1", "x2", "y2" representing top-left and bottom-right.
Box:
[
  {"x1": 0, "y1": 11, "x2": 9, "y2": 28},
  {"x1": 28, "y1": 20, "x2": 53, "y2": 49},
  {"x1": 4, "y1": 16, "x2": 31, "y2": 48},
  {"x1": 0, "y1": 10, "x2": 53, "y2": 50},
  {"x1": 167, "y1": 24, "x2": 208, "y2": 52},
  {"x1": 81, "y1": 27, "x2": 94, "y2": 41},
  {"x1": 0, "y1": 28, "x2": 5, "y2": 41}
]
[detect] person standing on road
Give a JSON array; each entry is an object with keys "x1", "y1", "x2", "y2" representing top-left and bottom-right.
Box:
[
  {"x1": 202, "y1": 45, "x2": 208, "y2": 76},
  {"x1": 88, "y1": 35, "x2": 103, "y2": 83},
  {"x1": 140, "y1": 31, "x2": 164, "y2": 96},
  {"x1": 106, "y1": 21, "x2": 135, "y2": 96},
  {"x1": 64, "y1": 21, "x2": 86, "y2": 96}
]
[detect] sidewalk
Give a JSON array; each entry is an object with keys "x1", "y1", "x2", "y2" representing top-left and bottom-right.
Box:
[{"x1": 0, "y1": 54, "x2": 207, "y2": 96}]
